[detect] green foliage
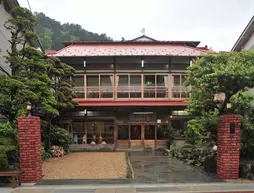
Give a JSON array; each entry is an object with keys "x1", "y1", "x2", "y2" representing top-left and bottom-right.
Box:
[
  {"x1": 168, "y1": 146, "x2": 175, "y2": 159},
  {"x1": 35, "y1": 12, "x2": 113, "y2": 50},
  {"x1": 185, "y1": 51, "x2": 254, "y2": 149},
  {"x1": 173, "y1": 143, "x2": 215, "y2": 168},
  {"x1": 0, "y1": 123, "x2": 18, "y2": 170},
  {"x1": 125, "y1": 152, "x2": 133, "y2": 178},
  {"x1": 50, "y1": 127, "x2": 72, "y2": 152},
  {"x1": 0, "y1": 7, "x2": 76, "y2": 151},
  {"x1": 0, "y1": 151, "x2": 9, "y2": 170},
  {"x1": 186, "y1": 51, "x2": 254, "y2": 116},
  {"x1": 41, "y1": 146, "x2": 52, "y2": 161},
  {"x1": 187, "y1": 159, "x2": 195, "y2": 165},
  {"x1": 0, "y1": 122, "x2": 15, "y2": 137}
]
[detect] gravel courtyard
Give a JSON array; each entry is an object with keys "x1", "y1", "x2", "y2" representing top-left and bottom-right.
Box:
[{"x1": 42, "y1": 152, "x2": 127, "y2": 179}]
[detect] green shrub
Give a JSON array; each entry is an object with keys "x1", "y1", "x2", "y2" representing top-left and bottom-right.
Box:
[
  {"x1": 0, "y1": 148, "x2": 9, "y2": 170},
  {"x1": 0, "y1": 139, "x2": 17, "y2": 170},
  {"x1": 41, "y1": 146, "x2": 52, "y2": 161},
  {"x1": 0, "y1": 122, "x2": 19, "y2": 170},
  {"x1": 168, "y1": 146, "x2": 175, "y2": 159},
  {"x1": 125, "y1": 152, "x2": 133, "y2": 178},
  {"x1": 184, "y1": 119, "x2": 203, "y2": 145},
  {"x1": 51, "y1": 127, "x2": 72, "y2": 152},
  {"x1": 0, "y1": 122, "x2": 16, "y2": 139}
]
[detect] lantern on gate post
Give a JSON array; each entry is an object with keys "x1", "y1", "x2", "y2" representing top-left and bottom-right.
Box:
[
  {"x1": 226, "y1": 102, "x2": 232, "y2": 114},
  {"x1": 26, "y1": 101, "x2": 32, "y2": 116}
]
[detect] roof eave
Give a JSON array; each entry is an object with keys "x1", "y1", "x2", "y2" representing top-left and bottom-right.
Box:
[
  {"x1": 63, "y1": 41, "x2": 200, "y2": 47},
  {"x1": 231, "y1": 15, "x2": 254, "y2": 51}
]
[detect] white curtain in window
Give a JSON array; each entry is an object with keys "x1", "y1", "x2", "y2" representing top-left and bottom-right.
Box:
[
  {"x1": 110, "y1": 75, "x2": 114, "y2": 86},
  {"x1": 164, "y1": 75, "x2": 168, "y2": 87}
]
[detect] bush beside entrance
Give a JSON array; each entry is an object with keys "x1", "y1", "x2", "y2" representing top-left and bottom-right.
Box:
[{"x1": 0, "y1": 122, "x2": 19, "y2": 171}]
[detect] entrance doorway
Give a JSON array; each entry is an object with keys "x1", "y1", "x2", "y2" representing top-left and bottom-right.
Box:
[{"x1": 118, "y1": 124, "x2": 156, "y2": 148}]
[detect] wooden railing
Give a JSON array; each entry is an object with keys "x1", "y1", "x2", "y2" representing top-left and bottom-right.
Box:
[{"x1": 74, "y1": 86, "x2": 189, "y2": 99}]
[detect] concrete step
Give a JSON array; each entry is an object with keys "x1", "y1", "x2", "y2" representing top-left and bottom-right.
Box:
[{"x1": 12, "y1": 183, "x2": 254, "y2": 193}]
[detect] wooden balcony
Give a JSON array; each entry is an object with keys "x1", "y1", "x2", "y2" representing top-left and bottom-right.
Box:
[{"x1": 73, "y1": 86, "x2": 189, "y2": 107}]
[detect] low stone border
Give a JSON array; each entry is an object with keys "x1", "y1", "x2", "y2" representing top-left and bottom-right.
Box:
[{"x1": 125, "y1": 152, "x2": 134, "y2": 178}]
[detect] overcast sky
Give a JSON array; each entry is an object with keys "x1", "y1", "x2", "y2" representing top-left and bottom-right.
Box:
[{"x1": 19, "y1": 0, "x2": 254, "y2": 51}]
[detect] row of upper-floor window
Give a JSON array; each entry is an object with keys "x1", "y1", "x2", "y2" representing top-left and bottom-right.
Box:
[
  {"x1": 72, "y1": 74, "x2": 189, "y2": 99},
  {"x1": 65, "y1": 56, "x2": 191, "y2": 72}
]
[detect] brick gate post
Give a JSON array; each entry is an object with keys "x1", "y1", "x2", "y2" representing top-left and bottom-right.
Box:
[
  {"x1": 217, "y1": 114, "x2": 241, "y2": 180},
  {"x1": 18, "y1": 116, "x2": 43, "y2": 183}
]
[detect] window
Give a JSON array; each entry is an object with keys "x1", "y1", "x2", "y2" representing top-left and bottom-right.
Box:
[
  {"x1": 144, "y1": 74, "x2": 168, "y2": 98},
  {"x1": 130, "y1": 75, "x2": 141, "y2": 98},
  {"x1": 86, "y1": 74, "x2": 113, "y2": 98},
  {"x1": 86, "y1": 120, "x2": 114, "y2": 144},
  {"x1": 157, "y1": 124, "x2": 169, "y2": 140},
  {"x1": 118, "y1": 125, "x2": 129, "y2": 140},
  {"x1": 73, "y1": 75, "x2": 84, "y2": 98},
  {"x1": 144, "y1": 75, "x2": 155, "y2": 98},
  {"x1": 117, "y1": 75, "x2": 129, "y2": 98},
  {"x1": 73, "y1": 75, "x2": 84, "y2": 87},
  {"x1": 72, "y1": 121, "x2": 85, "y2": 144},
  {"x1": 87, "y1": 75, "x2": 99, "y2": 98},
  {"x1": 117, "y1": 74, "x2": 142, "y2": 98},
  {"x1": 172, "y1": 74, "x2": 189, "y2": 98},
  {"x1": 87, "y1": 75, "x2": 99, "y2": 86},
  {"x1": 104, "y1": 123, "x2": 114, "y2": 143},
  {"x1": 130, "y1": 125, "x2": 141, "y2": 140},
  {"x1": 156, "y1": 75, "x2": 168, "y2": 98},
  {"x1": 144, "y1": 125, "x2": 155, "y2": 139},
  {"x1": 100, "y1": 75, "x2": 113, "y2": 98},
  {"x1": 171, "y1": 119, "x2": 188, "y2": 137}
]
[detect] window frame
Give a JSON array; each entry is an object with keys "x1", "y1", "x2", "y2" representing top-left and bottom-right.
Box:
[{"x1": 85, "y1": 74, "x2": 114, "y2": 99}]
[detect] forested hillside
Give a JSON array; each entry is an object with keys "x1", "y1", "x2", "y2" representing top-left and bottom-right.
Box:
[{"x1": 35, "y1": 12, "x2": 113, "y2": 50}]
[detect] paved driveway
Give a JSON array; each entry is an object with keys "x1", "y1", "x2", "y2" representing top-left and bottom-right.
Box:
[
  {"x1": 129, "y1": 151, "x2": 220, "y2": 183},
  {"x1": 37, "y1": 150, "x2": 220, "y2": 186}
]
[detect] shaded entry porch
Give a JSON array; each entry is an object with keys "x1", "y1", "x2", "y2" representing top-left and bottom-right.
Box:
[{"x1": 67, "y1": 106, "x2": 189, "y2": 149}]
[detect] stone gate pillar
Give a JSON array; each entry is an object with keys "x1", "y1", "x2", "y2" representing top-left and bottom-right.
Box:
[
  {"x1": 217, "y1": 114, "x2": 241, "y2": 179},
  {"x1": 18, "y1": 116, "x2": 43, "y2": 183}
]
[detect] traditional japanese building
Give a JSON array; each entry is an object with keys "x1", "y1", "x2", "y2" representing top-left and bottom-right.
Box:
[{"x1": 47, "y1": 35, "x2": 210, "y2": 149}]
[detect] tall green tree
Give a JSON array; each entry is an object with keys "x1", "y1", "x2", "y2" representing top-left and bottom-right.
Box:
[
  {"x1": 0, "y1": 7, "x2": 40, "y2": 123},
  {"x1": 184, "y1": 51, "x2": 254, "y2": 144},
  {"x1": 0, "y1": 7, "x2": 75, "y2": 126},
  {"x1": 186, "y1": 51, "x2": 254, "y2": 116}
]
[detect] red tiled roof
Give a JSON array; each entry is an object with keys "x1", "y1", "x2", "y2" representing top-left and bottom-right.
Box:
[
  {"x1": 45, "y1": 50, "x2": 57, "y2": 55},
  {"x1": 53, "y1": 44, "x2": 206, "y2": 57}
]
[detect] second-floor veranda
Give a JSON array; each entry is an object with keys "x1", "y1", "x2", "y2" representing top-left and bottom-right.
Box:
[{"x1": 61, "y1": 56, "x2": 193, "y2": 101}]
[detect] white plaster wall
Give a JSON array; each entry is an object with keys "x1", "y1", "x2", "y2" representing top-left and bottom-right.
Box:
[
  {"x1": 0, "y1": 3, "x2": 12, "y2": 75},
  {"x1": 242, "y1": 32, "x2": 254, "y2": 50}
]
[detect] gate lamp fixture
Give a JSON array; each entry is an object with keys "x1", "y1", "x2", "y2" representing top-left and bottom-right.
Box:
[
  {"x1": 226, "y1": 102, "x2": 232, "y2": 109},
  {"x1": 226, "y1": 102, "x2": 232, "y2": 114},
  {"x1": 26, "y1": 101, "x2": 32, "y2": 116}
]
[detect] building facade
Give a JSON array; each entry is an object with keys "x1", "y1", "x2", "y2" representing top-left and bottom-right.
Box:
[
  {"x1": 0, "y1": 0, "x2": 43, "y2": 121},
  {"x1": 49, "y1": 35, "x2": 209, "y2": 149},
  {"x1": 0, "y1": 0, "x2": 19, "y2": 75},
  {"x1": 232, "y1": 15, "x2": 254, "y2": 51}
]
